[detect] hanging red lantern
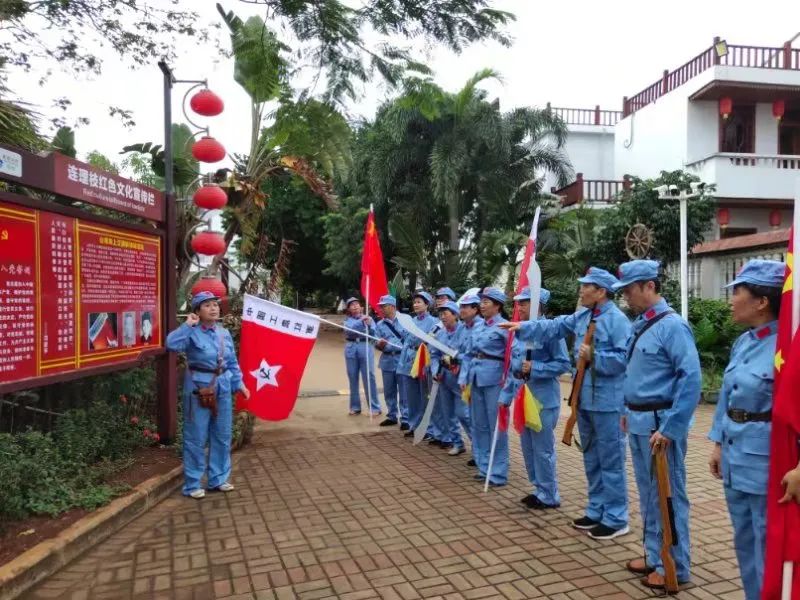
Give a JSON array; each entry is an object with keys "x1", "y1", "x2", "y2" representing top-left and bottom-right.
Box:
[
  {"x1": 191, "y1": 136, "x2": 226, "y2": 163},
  {"x1": 772, "y1": 99, "x2": 786, "y2": 121},
  {"x1": 717, "y1": 207, "x2": 730, "y2": 229},
  {"x1": 193, "y1": 185, "x2": 228, "y2": 210},
  {"x1": 189, "y1": 89, "x2": 224, "y2": 117},
  {"x1": 190, "y1": 230, "x2": 227, "y2": 256},
  {"x1": 191, "y1": 275, "x2": 227, "y2": 300},
  {"x1": 719, "y1": 97, "x2": 733, "y2": 120},
  {"x1": 769, "y1": 209, "x2": 782, "y2": 228}
]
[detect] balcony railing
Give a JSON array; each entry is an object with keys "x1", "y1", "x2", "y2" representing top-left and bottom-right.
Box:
[
  {"x1": 547, "y1": 104, "x2": 623, "y2": 127},
  {"x1": 623, "y1": 39, "x2": 800, "y2": 117},
  {"x1": 551, "y1": 173, "x2": 630, "y2": 207},
  {"x1": 688, "y1": 152, "x2": 800, "y2": 170}
]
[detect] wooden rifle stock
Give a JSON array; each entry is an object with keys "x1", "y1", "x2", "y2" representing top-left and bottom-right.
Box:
[
  {"x1": 561, "y1": 308, "x2": 597, "y2": 446},
  {"x1": 655, "y1": 447, "x2": 680, "y2": 593}
]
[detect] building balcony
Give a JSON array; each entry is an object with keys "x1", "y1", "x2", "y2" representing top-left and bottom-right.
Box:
[
  {"x1": 547, "y1": 104, "x2": 623, "y2": 127},
  {"x1": 551, "y1": 173, "x2": 631, "y2": 207},
  {"x1": 685, "y1": 152, "x2": 800, "y2": 202}
]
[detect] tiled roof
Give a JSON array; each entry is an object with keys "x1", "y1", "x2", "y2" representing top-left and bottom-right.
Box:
[{"x1": 692, "y1": 228, "x2": 791, "y2": 255}]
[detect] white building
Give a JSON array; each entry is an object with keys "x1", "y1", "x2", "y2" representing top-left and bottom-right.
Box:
[{"x1": 547, "y1": 37, "x2": 797, "y2": 298}]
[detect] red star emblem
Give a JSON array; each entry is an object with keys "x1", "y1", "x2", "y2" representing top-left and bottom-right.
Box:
[{"x1": 645, "y1": 309, "x2": 656, "y2": 320}]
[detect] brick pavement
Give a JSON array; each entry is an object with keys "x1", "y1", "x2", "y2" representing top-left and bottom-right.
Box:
[{"x1": 22, "y1": 404, "x2": 745, "y2": 600}]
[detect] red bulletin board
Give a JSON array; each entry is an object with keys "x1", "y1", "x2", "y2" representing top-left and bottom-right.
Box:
[{"x1": 0, "y1": 199, "x2": 162, "y2": 385}]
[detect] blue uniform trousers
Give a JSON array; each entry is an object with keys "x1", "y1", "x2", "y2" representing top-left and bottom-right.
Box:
[
  {"x1": 381, "y1": 369, "x2": 399, "y2": 421},
  {"x1": 396, "y1": 373, "x2": 410, "y2": 425},
  {"x1": 471, "y1": 384, "x2": 508, "y2": 484},
  {"x1": 629, "y1": 432, "x2": 691, "y2": 581},
  {"x1": 520, "y1": 406, "x2": 561, "y2": 506},
  {"x1": 403, "y1": 374, "x2": 427, "y2": 430},
  {"x1": 182, "y1": 387, "x2": 233, "y2": 494},
  {"x1": 579, "y1": 409, "x2": 628, "y2": 529},
  {"x1": 426, "y1": 384, "x2": 445, "y2": 439},
  {"x1": 345, "y1": 350, "x2": 380, "y2": 413},
  {"x1": 725, "y1": 487, "x2": 766, "y2": 600}
]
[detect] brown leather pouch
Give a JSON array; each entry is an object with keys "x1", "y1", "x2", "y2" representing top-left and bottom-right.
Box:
[{"x1": 196, "y1": 387, "x2": 218, "y2": 417}]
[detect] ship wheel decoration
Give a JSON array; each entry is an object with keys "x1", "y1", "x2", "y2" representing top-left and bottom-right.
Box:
[{"x1": 625, "y1": 223, "x2": 654, "y2": 259}]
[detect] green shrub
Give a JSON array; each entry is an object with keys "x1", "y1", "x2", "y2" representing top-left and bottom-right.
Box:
[{"x1": 689, "y1": 298, "x2": 742, "y2": 371}]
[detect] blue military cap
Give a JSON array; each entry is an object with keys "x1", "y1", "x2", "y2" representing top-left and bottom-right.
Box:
[
  {"x1": 435, "y1": 287, "x2": 457, "y2": 300},
  {"x1": 191, "y1": 290, "x2": 220, "y2": 310},
  {"x1": 513, "y1": 286, "x2": 551, "y2": 305},
  {"x1": 438, "y1": 300, "x2": 460, "y2": 315},
  {"x1": 377, "y1": 294, "x2": 397, "y2": 306},
  {"x1": 412, "y1": 290, "x2": 433, "y2": 305},
  {"x1": 459, "y1": 294, "x2": 480, "y2": 306},
  {"x1": 577, "y1": 267, "x2": 619, "y2": 292},
  {"x1": 613, "y1": 259, "x2": 661, "y2": 291},
  {"x1": 480, "y1": 287, "x2": 507, "y2": 304},
  {"x1": 345, "y1": 296, "x2": 360, "y2": 307},
  {"x1": 725, "y1": 259, "x2": 786, "y2": 289}
]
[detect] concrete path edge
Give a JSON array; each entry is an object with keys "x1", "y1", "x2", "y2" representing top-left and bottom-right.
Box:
[{"x1": 0, "y1": 463, "x2": 183, "y2": 600}]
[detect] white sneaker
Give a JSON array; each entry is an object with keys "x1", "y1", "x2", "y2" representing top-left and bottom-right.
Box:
[
  {"x1": 188, "y1": 489, "x2": 205, "y2": 499},
  {"x1": 216, "y1": 482, "x2": 235, "y2": 492},
  {"x1": 448, "y1": 446, "x2": 466, "y2": 456}
]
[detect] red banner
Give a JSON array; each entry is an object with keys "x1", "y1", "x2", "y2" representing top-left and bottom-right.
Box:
[{"x1": 0, "y1": 200, "x2": 162, "y2": 386}]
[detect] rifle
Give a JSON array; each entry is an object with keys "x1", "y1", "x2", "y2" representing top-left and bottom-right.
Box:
[
  {"x1": 654, "y1": 447, "x2": 680, "y2": 593},
  {"x1": 561, "y1": 305, "x2": 597, "y2": 446}
]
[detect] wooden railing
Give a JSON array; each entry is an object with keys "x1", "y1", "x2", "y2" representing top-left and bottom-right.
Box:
[
  {"x1": 623, "y1": 39, "x2": 800, "y2": 117},
  {"x1": 547, "y1": 104, "x2": 623, "y2": 126},
  {"x1": 551, "y1": 173, "x2": 631, "y2": 207}
]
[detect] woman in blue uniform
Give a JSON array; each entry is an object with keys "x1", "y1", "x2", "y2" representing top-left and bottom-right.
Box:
[
  {"x1": 166, "y1": 291, "x2": 249, "y2": 499},
  {"x1": 500, "y1": 286, "x2": 570, "y2": 508},
  {"x1": 708, "y1": 259, "x2": 786, "y2": 600},
  {"x1": 398, "y1": 291, "x2": 438, "y2": 436},
  {"x1": 342, "y1": 297, "x2": 380, "y2": 416}
]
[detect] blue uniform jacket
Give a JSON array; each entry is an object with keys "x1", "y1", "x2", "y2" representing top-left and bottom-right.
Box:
[
  {"x1": 709, "y1": 321, "x2": 777, "y2": 495},
  {"x1": 463, "y1": 315, "x2": 514, "y2": 388},
  {"x1": 457, "y1": 316, "x2": 483, "y2": 386},
  {"x1": 515, "y1": 301, "x2": 631, "y2": 412},
  {"x1": 397, "y1": 312, "x2": 440, "y2": 376},
  {"x1": 430, "y1": 322, "x2": 469, "y2": 393},
  {"x1": 499, "y1": 318, "x2": 571, "y2": 409},
  {"x1": 166, "y1": 323, "x2": 243, "y2": 397},
  {"x1": 624, "y1": 299, "x2": 702, "y2": 440},
  {"x1": 374, "y1": 316, "x2": 404, "y2": 371},
  {"x1": 343, "y1": 316, "x2": 376, "y2": 359}
]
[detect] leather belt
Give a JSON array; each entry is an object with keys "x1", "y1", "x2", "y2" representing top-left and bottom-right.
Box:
[
  {"x1": 382, "y1": 350, "x2": 400, "y2": 355},
  {"x1": 626, "y1": 400, "x2": 673, "y2": 412},
  {"x1": 345, "y1": 337, "x2": 360, "y2": 342},
  {"x1": 475, "y1": 352, "x2": 504, "y2": 362},
  {"x1": 727, "y1": 408, "x2": 771, "y2": 423},
  {"x1": 189, "y1": 365, "x2": 223, "y2": 375}
]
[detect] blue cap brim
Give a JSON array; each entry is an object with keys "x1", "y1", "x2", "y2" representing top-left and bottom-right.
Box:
[{"x1": 611, "y1": 278, "x2": 640, "y2": 291}]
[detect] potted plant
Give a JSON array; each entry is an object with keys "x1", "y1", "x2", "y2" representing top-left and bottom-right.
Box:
[{"x1": 701, "y1": 367, "x2": 723, "y2": 404}]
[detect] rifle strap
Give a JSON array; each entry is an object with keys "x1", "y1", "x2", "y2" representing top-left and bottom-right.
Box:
[
  {"x1": 383, "y1": 319, "x2": 403, "y2": 342},
  {"x1": 628, "y1": 310, "x2": 674, "y2": 360}
]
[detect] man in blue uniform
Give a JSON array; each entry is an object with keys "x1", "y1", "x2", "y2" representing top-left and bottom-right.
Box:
[
  {"x1": 398, "y1": 290, "x2": 439, "y2": 436},
  {"x1": 375, "y1": 294, "x2": 404, "y2": 427},
  {"x1": 166, "y1": 291, "x2": 249, "y2": 499},
  {"x1": 430, "y1": 300, "x2": 470, "y2": 454},
  {"x1": 501, "y1": 268, "x2": 631, "y2": 539},
  {"x1": 708, "y1": 260, "x2": 784, "y2": 599},
  {"x1": 466, "y1": 287, "x2": 513, "y2": 486},
  {"x1": 342, "y1": 297, "x2": 380, "y2": 416},
  {"x1": 458, "y1": 294, "x2": 483, "y2": 465},
  {"x1": 499, "y1": 286, "x2": 570, "y2": 509},
  {"x1": 426, "y1": 287, "x2": 458, "y2": 444},
  {"x1": 614, "y1": 259, "x2": 701, "y2": 591}
]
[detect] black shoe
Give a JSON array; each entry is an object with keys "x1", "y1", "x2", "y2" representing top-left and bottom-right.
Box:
[
  {"x1": 488, "y1": 481, "x2": 506, "y2": 488},
  {"x1": 587, "y1": 524, "x2": 630, "y2": 540},
  {"x1": 379, "y1": 418, "x2": 397, "y2": 427},
  {"x1": 467, "y1": 459, "x2": 476, "y2": 467},
  {"x1": 422, "y1": 434, "x2": 434, "y2": 442},
  {"x1": 520, "y1": 494, "x2": 535, "y2": 504},
  {"x1": 473, "y1": 474, "x2": 485, "y2": 481},
  {"x1": 572, "y1": 516, "x2": 600, "y2": 530},
  {"x1": 427, "y1": 438, "x2": 441, "y2": 446},
  {"x1": 440, "y1": 442, "x2": 453, "y2": 449},
  {"x1": 404, "y1": 430, "x2": 414, "y2": 438},
  {"x1": 524, "y1": 496, "x2": 561, "y2": 510},
  {"x1": 400, "y1": 423, "x2": 410, "y2": 431}
]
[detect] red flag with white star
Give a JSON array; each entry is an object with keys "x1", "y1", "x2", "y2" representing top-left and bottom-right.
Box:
[
  {"x1": 763, "y1": 228, "x2": 800, "y2": 599},
  {"x1": 237, "y1": 294, "x2": 319, "y2": 421}
]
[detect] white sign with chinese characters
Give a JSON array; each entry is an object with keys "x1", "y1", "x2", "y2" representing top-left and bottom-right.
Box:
[{"x1": 0, "y1": 148, "x2": 22, "y2": 177}]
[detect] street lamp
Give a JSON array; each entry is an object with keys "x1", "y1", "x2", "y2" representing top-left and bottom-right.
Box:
[{"x1": 654, "y1": 182, "x2": 706, "y2": 320}]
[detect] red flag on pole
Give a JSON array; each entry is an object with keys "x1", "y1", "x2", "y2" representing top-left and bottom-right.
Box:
[
  {"x1": 361, "y1": 207, "x2": 389, "y2": 313},
  {"x1": 763, "y1": 227, "x2": 800, "y2": 600},
  {"x1": 237, "y1": 294, "x2": 319, "y2": 421}
]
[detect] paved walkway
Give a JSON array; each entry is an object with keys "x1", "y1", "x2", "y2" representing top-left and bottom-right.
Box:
[{"x1": 23, "y1": 398, "x2": 744, "y2": 600}]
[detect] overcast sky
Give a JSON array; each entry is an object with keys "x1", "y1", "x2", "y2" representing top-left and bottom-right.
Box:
[{"x1": 7, "y1": 0, "x2": 800, "y2": 170}]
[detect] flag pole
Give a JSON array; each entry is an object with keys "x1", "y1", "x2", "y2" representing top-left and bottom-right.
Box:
[
  {"x1": 365, "y1": 204, "x2": 374, "y2": 423},
  {"x1": 783, "y1": 184, "x2": 800, "y2": 600}
]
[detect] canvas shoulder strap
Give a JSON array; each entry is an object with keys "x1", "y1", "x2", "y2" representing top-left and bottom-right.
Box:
[
  {"x1": 627, "y1": 310, "x2": 675, "y2": 359},
  {"x1": 383, "y1": 319, "x2": 403, "y2": 341}
]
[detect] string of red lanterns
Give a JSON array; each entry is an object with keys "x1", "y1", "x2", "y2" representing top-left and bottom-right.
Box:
[
  {"x1": 717, "y1": 207, "x2": 784, "y2": 231},
  {"x1": 187, "y1": 86, "x2": 228, "y2": 300},
  {"x1": 719, "y1": 97, "x2": 787, "y2": 121}
]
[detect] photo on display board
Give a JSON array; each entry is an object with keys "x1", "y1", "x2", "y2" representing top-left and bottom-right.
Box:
[
  {"x1": 122, "y1": 311, "x2": 136, "y2": 347},
  {"x1": 140, "y1": 310, "x2": 154, "y2": 345},
  {"x1": 88, "y1": 312, "x2": 118, "y2": 351}
]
